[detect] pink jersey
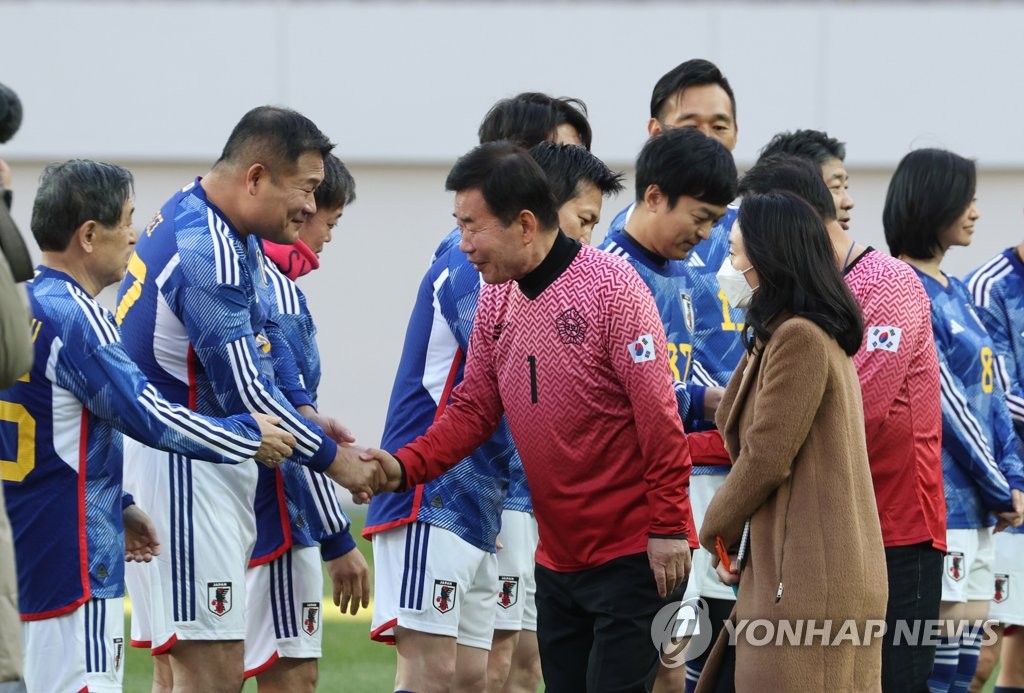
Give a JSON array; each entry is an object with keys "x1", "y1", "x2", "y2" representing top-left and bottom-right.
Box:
[
  {"x1": 845, "y1": 249, "x2": 946, "y2": 550},
  {"x1": 397, "y1": 238, "x2": 695, "y2": 572}
]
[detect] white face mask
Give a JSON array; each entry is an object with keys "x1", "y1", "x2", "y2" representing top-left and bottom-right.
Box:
[{"x1": 716, "y1": 257, "x2": 757, "y2": 310}]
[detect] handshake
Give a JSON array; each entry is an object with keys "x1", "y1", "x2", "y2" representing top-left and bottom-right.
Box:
[{"x1": 324, "y1": 445, "x2": 406, "y2": 503}]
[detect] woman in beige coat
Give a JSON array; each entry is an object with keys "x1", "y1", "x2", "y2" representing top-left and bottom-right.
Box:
[{"x1": 697, "y1": 191, "x2": 888, "y2": 692}]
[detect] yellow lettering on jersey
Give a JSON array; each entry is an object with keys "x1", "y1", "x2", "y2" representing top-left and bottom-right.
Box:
[
  {"x1": 0, "y1": 401, "x2": 36, "y2": 482},
  {"x1": 114, "y1": 254, "x2": 148, "y2": 325},
  {"x1": 145, "y1": 211, "x2": 164, "y2": 238},
  {"x1": 717, "y1": 289, "x2": 744, "y2": 332},
  {"x1": 981, "y1": 346, "x2": 994, "y2": 394},
  {"x1": 666, "y1": 342, "x2": 694, "y2": 382}
]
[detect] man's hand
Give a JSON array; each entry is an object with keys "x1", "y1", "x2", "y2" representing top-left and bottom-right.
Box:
[
  {"x1": 648, "y1": 537, "x2": 691, "y2": 598},
  {"x1": 712, "y1": 553, "x2": 740, "y2": 586},
  {"x1": 252, "y1": 413, "x2": 297, "y2": 467},
  {"x1": 124, "y1": 504, "x2": 161, "y2": 562},
  {"x1": 325, "y1": 445, "x2": 385, "y2": 503},
  {"x1": 703, "y1": 386, "x2": 726, "y2": 419},
  {"x1": 327, "y1": 548, "x2": 371, "y2": 616},
  {"x1": 358, "y1": 448, "x2": 405, "y2": 495},
  {"x1": 299, "y1": 405, "x2": 356, "y2": 446},
  {"x1": 995, "y1": 488, "x2": 1024, "y2": 532}
]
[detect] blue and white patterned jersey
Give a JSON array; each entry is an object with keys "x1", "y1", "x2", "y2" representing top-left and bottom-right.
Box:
[
  {"x1": 607, "y1": 202, "x2": 744, "y2": 388},
  {"x1": 1, "y1": 266, "x2": 262, "y2": 619},
  {"x1": 115, "y1": 179, "x2": 336, "y2": 473},
  {"x1": 365, "y1": 229, "x2": 518, "y2": 551},
  {"x1": 913, "y1": 267, "x2": 1024, "y2": 529},
  {"x1": 254, "y1": 257, "x2": 354, "y2": 563}
]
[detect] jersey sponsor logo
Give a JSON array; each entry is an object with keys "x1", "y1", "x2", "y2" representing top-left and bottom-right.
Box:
[
  {"x1": 950, "y1": 319, "x2": 966, "y2": 335},
  {"x1": 113, "y1": 637, "x2": 124, "y2": 672},
  {"x1": 995, "y1": 574, "x2": 1010, "y2": 604},
  {"x1": 302, "y1": 601, "x2": 321, "y2": 635},
  {"x1": 680, "y1": 292, "x2": 695, "y2": 333},
  {"x1": 497, "y1": 575, "x2": 519, "y2": 609},
  {"x1": 492, "y1": 322, "x2": 507, "y2": 341},
  {"x1": 945, "y1": 552, "x2": 965, "y2": 582},
  {"x1": 866, "y1": 326, "x2": 902, "y2": 353},
  {"x1": 208, "y1": 581, "x2": 233, "y2": 616},
  {"x1": 556, "y1": 308, "x2": 587, "y2": 345},
  {"x1": 254, "y1": 332, "x2": 272, "y2": 353},
  {"x1": 433, "y1": 579, "x2": 457, "y2": 614},
  {"x1": 628, "y1": 334, "x2": 656, "y2": 363},
  {"x1": 686, "y1": 252, "x2": 706, "y2": 268}
]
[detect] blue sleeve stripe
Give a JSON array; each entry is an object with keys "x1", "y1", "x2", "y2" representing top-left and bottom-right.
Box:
[
  {"x1": 226, "y1": 337, "x2": 321, "y2": 456},
  {"x1": 939, "y1": 360, "x2": 1007, "y2": 490},
  {"x1": 968, "y1": 256, "x2": 1012, "y2": 309},
  {"x1": 690, "y1": 359, "x2": 721, "y2": 387},
  {"x1": 67, "y1": 285, "x2": 119, "y2": 345},
  {"x1": 208, "y1": 210, "x2": 240, "y2": 286},
  {"x1": 305, "y1": 467, "x2": 349, "y2": 534},
  {"x1": 138, "y1": 384, "x2": 259, "y2": 460},
  {"x1": 603, "y1": 242, "x2": 630, "y2": 260}
]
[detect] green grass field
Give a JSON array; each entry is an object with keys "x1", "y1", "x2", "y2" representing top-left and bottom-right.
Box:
[{"x1": 122, "y1": 509, "x2": 396, "y2": 692}]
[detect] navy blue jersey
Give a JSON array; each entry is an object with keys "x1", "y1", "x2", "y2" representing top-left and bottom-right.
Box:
[
  {"x1": 913, "y1": 268, "x2": 1024, "y2": 528},
  {"x1": 2, "y1": 267, "x2": 262, "y2": 618},
  {"x1": 365, "y1": 230, "x2": 517, "y2": 551}
]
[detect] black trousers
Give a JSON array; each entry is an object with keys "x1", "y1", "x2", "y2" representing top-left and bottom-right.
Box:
[
  {"x1": 536, "y1": 552, "x2": 682, "y2": 693},
  {"x1": 881, "y1": 542, "x2": 944, "y2": 693}
]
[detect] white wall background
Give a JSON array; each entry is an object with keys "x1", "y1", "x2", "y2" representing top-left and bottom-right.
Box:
[{"x1": 2, "y1": 1, "x2": 1023, "y2": 452}]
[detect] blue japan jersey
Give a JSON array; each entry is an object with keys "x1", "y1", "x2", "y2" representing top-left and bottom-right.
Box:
[
  {"x1": 115, "y1": 179, "x2": 336, "y2": 473},
  {"x1": 913, "y1": 268, "x2": 1024, "y2": 529},
  {"x1": 1, "y1": 267, "x2": 262, "y2": 618},
  {"x1": 252, "y1": 257, "x2": 354, "y2": 563},
  {"x1": 365, "y1": 229, "x2": 519, "y2": 551}
]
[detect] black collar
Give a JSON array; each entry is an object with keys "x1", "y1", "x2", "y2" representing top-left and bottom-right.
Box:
[
  {"x1": 620, "y1": 229, "x2": 668, "y2": 268},
  {"x1": 517, "y1": 231, "x2": 580, "y2": 300}
]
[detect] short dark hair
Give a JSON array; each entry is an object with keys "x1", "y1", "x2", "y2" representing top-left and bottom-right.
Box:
[
  {"x1": 478, "y1": 93, "x2": 593, "y2": 150},
  {"x1": 650, "y1": 59, "x2": 737, "y2": 124},
  {"x1": 527, "y1": 142, "x2": 624, "y2": 207},
  {"x1": 0, "y1": 82, "x2": 22, "y2": 144},
  {"x1": 882, "y1": 148, "x2": 976, "y2": 260},
  {"x1": 759, "y1": 129, "x2": 846, "y2": 167},
  {"x1": 445, "y1": 142, "x2": 559, "y2": 231},
  {"x1": 314, "y1": 153, "x2": 356, "y2": 211},
  {"x1": 739, "y1": 191, "x2": 864, "y2": 356},
  {"x1": 739, "y1": 154, "x2": 837, "y2": 222},
  {"x1": 31, "y1": 159, "x2": 134, "y2": 252},
  {"x1": 216, "y1": 106, "x2": 334, "y2": 178},
  {"x1": 634, "y1": 127, "x2": 737, "y2": 209}
]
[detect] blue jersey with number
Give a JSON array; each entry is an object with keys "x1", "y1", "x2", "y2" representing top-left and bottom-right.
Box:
[
  {"x1": 252, "y1": 257, "x2": 354, "y2": 564},
  {"x1": 115, "y1": 178, "x2": 336, "y2": 473},
  {"x1": 607, "y1": 203, "x2": 744, "y2": 389},
  {"x1": 365, "y1": 229, "x2": 517, "y2": 551},
  {"x1": 1, "y1": 267, "x2": 262, "y2": 619},
  {"x1": 913, "y1": 267, "x2": 1024, "y2": 529}
]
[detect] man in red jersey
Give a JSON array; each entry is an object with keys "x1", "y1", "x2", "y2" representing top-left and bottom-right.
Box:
[{"x1": 364, "y1": 141, "x2": 695, "y2": 692}]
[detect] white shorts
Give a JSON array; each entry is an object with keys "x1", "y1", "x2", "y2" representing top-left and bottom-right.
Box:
[
  {"x1": 244, "y1": 545, "x2": 325, "y2": 676},
  {"x1": 123, "y1": 438, "x2": 258, "y2": 650},
  {"x1": 370, "y1": 522, "x2": 498, "y2": 650},
  {"x1": 493, "y1": 509, "x2": 539, "y2": 632},
  {"x1": 989, "y1": 530, "x2": 1024, "y2": 626},
  {"x1": 942, "y1": 527, "x2": 995, "y2": 603},
  {"x1": 683, "y1": 474, "x2": 736, "y2": 602},
  {"x1": 23, "y1": 597, "x2": 125, "y2": 693}
]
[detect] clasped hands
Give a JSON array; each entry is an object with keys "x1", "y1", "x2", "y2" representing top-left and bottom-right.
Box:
[{"x1": 325, "y1": 446, "x2": 404, "y2": 503}]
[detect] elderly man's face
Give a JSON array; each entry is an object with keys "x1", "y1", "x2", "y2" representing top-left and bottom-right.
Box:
[{"x1": 455, "y1": 188, "x2": 530, "y2": 285}]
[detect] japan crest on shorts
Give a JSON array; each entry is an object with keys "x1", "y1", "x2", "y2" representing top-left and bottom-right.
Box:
[
  {"x1": 302, "y1": 602, "x2": 321, "y2": 635},
  {"x1": 628, "y1": 334, "x2": 656, "y2": 363},
  {"x1": 866, "y1": 326, "x2": 902, "y2": 353},
  {"x1": 995, "y1": 574, "x2": 1010, "y2": 604},
  {"x1": 680, "y1": 292, "x2": 695, "y2": 334},
  {"x1": 497, "y1": 575, "x2": 519, "y2": 610},
  {"x1": 945, "y1": 552, "x2": 965, "y2": 582},
  {"x1": 433, "y1": 579, "x2": 457, "y2": 614},
  {"x1": 208, "y1": 581, "x2": 233, "y2": 616}
]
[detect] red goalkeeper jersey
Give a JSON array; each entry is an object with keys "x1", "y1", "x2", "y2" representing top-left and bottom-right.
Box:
[{"x1": 397, "y1": 235, "x2": 695, "y2": 571}]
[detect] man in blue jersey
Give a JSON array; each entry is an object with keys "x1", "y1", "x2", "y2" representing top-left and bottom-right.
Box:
[
  {"x1": 115, "y1": 107, "x2": 383, "y2": 693},
  {"x1": 604, "y1": 58, "x2": 742, "y2": 693},
  {"x1": 967, "y1": 240, "x2": 1024, "y2": 691},
  {"x1": 0, "y1": 159, "x2": 297, "y2": 693},
  {"x1": 244, "y1": 153, "x2": 370, "y2": 692},
  {"x1": 364, "y1": 93, "x2": 597, "y2": 693}
]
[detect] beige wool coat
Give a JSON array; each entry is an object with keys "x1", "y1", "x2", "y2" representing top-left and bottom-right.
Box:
[{"x1": 696, "y1": 316, "x2": 887, "y2": 693}]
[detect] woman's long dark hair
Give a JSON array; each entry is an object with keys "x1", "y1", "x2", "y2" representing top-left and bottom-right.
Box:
[{"x1": 739, "y1": 191, "x2": 864, "y2": 356}]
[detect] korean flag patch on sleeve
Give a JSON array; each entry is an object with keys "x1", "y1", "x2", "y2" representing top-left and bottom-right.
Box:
[
  {"x1": 628, "y1": 334, "x2": 656, "y2": 363},
  {"x1": 866, "y1": 326, "x2": 902, "y2": 353}
]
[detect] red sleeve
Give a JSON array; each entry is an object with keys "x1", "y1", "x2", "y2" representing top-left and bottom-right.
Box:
[
  {"x1": 396, "y1": 288, "x2": 505, "y2": 485},
  {"x1": 688, "y1": 430, "x2": 731, "y2": 465},
  {"x1": 608, "y1": 269, "x2": 693, "y2": 538}
]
